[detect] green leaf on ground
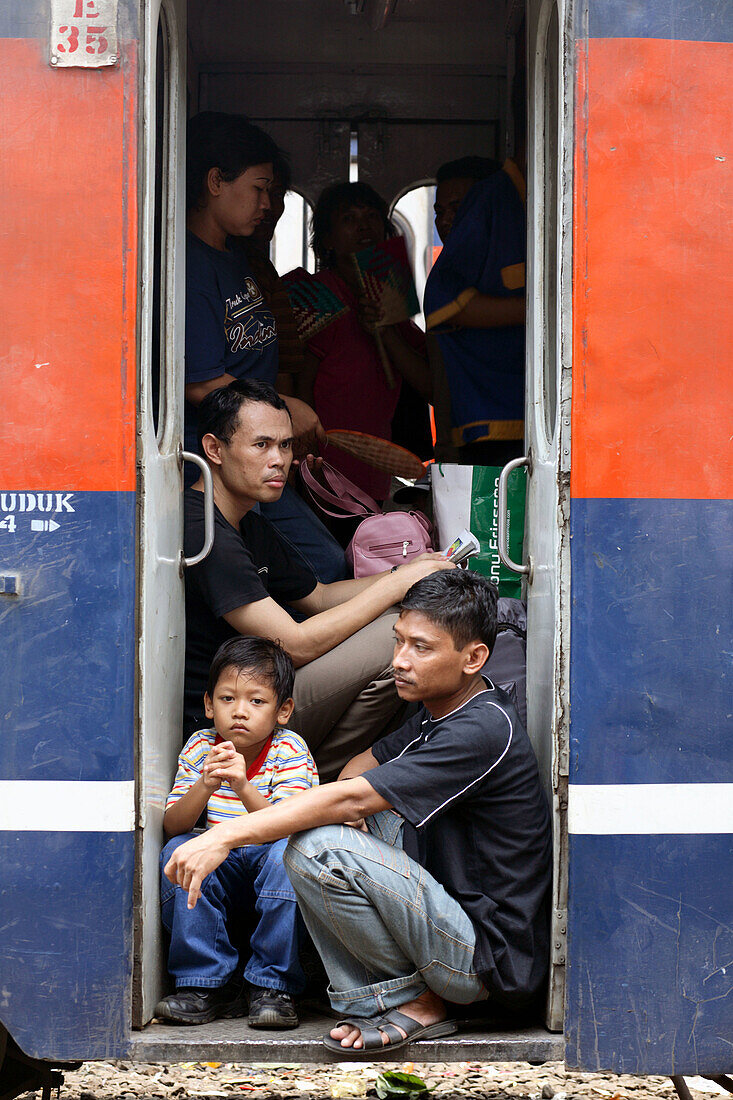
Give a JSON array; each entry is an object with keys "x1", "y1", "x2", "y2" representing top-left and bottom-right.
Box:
[{"x1": 375, "y1": 1071, "x2": 434, "y2": 1099}]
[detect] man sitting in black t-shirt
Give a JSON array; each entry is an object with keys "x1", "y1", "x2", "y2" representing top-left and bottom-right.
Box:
[
  {"x1": 184, "y1": 379, "x2": 453, "y2": 780},
  {"x1": 166, "y1": 570, "x2": 552, "y2": 1054}
]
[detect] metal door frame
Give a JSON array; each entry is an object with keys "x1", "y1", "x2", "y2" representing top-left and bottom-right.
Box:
[
  {"x1": 524, "y1": 0, "x2": 573, "y2": 1032},
  {"x1": 133, "y1": 0, "x2": 187, "y2": 1027}
]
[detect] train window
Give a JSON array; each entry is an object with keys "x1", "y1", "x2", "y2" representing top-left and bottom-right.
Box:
[
  {"x1": 271, "y1": 190, "x2": 316, "y2": 275},
  {"x1": 349, "y1": 129, "x2": 359, "y2": 181},
  {"x1": 540, "y1": 2, "x2": 559, "y2": 446},
  {"x1": 391, "y1": 184, "x2": 436, "y2": 330}
]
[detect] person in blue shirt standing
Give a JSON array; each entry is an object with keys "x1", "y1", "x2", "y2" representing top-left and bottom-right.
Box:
[
  {"x1": 185, "y1": 112, "x2": 346, "y2": 582},
  {"x1": 424, "y1": 98, "x2": 527, "y2": 468}
]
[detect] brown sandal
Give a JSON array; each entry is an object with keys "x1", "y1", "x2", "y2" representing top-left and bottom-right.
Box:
[{"x1": 322, "y1": 1009, "x2": 457, "y2": 1056}]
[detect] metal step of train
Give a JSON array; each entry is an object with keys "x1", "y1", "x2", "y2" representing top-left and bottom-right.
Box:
[{"x1": 130, "y1": 1012, "x2": 563, "y2": 1065}]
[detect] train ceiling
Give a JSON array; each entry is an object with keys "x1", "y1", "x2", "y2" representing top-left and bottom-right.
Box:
[{"x1": 186, "y1": 0, "x2": 515, "y2": 201}]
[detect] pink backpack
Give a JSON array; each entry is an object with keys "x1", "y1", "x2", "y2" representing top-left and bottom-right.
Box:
[{"x1": 299, "y1": 461, "x2": 433, "y2": 578}]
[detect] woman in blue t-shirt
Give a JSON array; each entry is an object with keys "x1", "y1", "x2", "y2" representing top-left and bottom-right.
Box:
[{"x1": 185, "y1": 113, "x2": 346, "y2": 581}]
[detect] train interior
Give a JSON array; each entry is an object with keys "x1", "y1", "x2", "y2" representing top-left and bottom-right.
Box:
[{"x1": 135, "y1": 0, "x2": 568, "y2": 1060}]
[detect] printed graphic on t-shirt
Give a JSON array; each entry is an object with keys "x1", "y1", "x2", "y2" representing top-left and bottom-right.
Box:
[{"x1": 224, "y1": 277, "x2": 277, "y2": 354}]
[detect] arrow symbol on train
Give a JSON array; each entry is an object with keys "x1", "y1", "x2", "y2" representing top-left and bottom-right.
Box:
[{"x1": 30, "y1": 519, "x2": 60, "y2": 532}]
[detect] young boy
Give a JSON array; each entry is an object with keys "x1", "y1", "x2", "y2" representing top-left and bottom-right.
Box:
[{"x1": 156, "y1": 636, "x2": 318, "y2": 1028}]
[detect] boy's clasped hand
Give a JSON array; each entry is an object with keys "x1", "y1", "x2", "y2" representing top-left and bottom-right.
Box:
[{"x1": 202, "y1": 742, "x2": 248, "y2": 795}]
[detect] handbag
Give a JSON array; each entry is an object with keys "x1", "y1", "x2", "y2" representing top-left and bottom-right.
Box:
[{"x1": 299, "y1": 461, "x2": 433, "y2": 578}]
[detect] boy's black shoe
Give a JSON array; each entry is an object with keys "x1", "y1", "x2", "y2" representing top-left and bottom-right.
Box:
[
  {"x1": 154, "y1": 979, "x2": 247, "y2": 1025},
  {"x1": 248, "y1": 987, "x2": 299, "y2": 1029}
]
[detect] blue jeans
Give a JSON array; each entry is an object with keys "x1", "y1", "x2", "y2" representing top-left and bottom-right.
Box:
[
  {"x1": 160, "y1": 834, "x2": 305, "y2": 993},
  {"x1": 283, "y1": 812, "x2": 487, "y2": 1017},
  {"x1": 261, "y1": 484, "x2": 348, "y2": 583}
]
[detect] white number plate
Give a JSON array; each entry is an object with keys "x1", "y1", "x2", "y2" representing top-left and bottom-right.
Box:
[{"x1": 50, "y1": 0, "x2": 118, "y2": 68}]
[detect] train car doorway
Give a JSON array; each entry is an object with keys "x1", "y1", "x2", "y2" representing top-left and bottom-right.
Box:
[
  {"x1": 135, "y1": 0, "x2": 189, "y2": 1029},
  {"x1": 134, "y1": 0, "x2": 570, "y2": 1049}
]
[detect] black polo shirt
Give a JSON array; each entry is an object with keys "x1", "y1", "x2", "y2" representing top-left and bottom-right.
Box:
[
  {"x1": 367, "y1": 679, "x2": 552, "y2": 1005},
  {"x1": 183, "y1": 488, "x2": 317, "y2": 731}
]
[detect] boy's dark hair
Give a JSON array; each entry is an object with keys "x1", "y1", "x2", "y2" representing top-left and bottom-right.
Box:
[
  {"x1": 435, "y1": 156, "x2": 500, "y2": 185},
  {"x1": 197, "y1": 379, "x2": 291, "y2": 451},
  {"x1": 311, "y1": 181, "x2": 396, "y2": 266},
  {"x1": 187, "y1": 112, "x2": 281, "y2": 211},
  {"x1": 400, "y1": 570, "x2": 498, "y2": 652},
  {"x1": 207, "y1": 636, "x2": 295, "y2": 707}
]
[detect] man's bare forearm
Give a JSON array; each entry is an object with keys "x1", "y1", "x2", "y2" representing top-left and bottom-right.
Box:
[
  {"x1": 453, "y1": 293, "x2": 525, "y2": 328},
  {"x1": 231, "y1": 571, "x2": 404, "y2": 666},
  {"x1": 281, "y1": 556, "x2": 452, "y2": 663},
  {"x1": 309, "y1": 571, "x2": 384, "y2": 611},
  {"x1": 164, "y1": 777, "x2": 391, "y2": 908},
  {"x1": 216, "y1": 778, "x2": 387, "y2": 852},
  {"x1": 338, "y1": 748, "x2": 378, "y2": 781},
  {"x1": 185, "y1": 373, "x2": 238, "y2": 406}
]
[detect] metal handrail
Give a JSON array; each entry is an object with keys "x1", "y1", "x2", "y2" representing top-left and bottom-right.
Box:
[
  {"x1": 180, "y1": 451, "x2": 214, "y2": 569},
  {"x1": 497, "y1": 454, "x2": 534, "y2": 583}
]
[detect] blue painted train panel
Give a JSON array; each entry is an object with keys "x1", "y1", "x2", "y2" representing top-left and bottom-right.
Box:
[
  {"x1": 568, "y1": 497, "x2": 733, "y2": 1071},
  {"x1": 0, "y1": 489, "x2": 136, "y2": 1058},
  {"x1": 0, "y1": 831, "x2": 134, "y2": 1060},
  {"x1": 0, "y1": 491, "x2": 136, "y2": 783},
  {"x1": 587, "y1": 0, "x2": 733, "y2": 43},
  {"x1": 569, "y1": 498, "x2": 732, "y2": 786},
  {"x1": 566, "y1": 833, "x2": 733, "y2": 1074}
]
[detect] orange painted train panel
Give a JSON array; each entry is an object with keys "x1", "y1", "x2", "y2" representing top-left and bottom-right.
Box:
[
  {"x1": 572, "y1": 37, "x2": 733, "y2": 500},
  {"x1": 0, "y1": 39, "x2": 137, "y2": 492}
]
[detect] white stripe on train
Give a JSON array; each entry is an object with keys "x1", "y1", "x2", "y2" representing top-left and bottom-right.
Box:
[
  {"x1": 568, "y1": 783, "x2": 733, "y2": 834},
  {"x1": 1, "y1": 780, "x2": 731, "y2": 834},
  {"x1": 0, "y1": 781, "x2": 135, "y2": 831}
]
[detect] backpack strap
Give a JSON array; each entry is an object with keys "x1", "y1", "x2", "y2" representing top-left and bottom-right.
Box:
[
  {"x1": 299, "y1": 461, "x2": 380, "y2": 520},
  {"x1": 319, "y1": 462, "x2": 381, "y2": 512}
]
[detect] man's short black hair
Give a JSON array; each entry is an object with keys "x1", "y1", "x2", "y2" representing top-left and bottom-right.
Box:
[
  {"x1": 196, "y1": 379, "x2": 291, "y2": 451},
  {"x1": 435, "y1": 156, "x2": 501, "y2": 185},
  {"x1": 206, "y1": 635, "x2": 295, "y2": 707},
  {"x1": 400, "y1": 570, "x2": 498, "y2": 652}
]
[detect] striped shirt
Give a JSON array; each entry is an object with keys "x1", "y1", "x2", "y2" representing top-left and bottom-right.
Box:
[{"x1": 166, "y1": 727, "x2": 318, "y2": 828}]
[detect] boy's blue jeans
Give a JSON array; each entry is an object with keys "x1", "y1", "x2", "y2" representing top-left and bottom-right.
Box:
[
  {"x1": 160, "y1": 834, "x2": 305, "y2": 993},
  {"x1": 283, "y1": 812, "x2": 488, "y2": 1018}
]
